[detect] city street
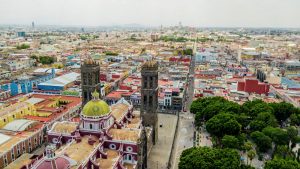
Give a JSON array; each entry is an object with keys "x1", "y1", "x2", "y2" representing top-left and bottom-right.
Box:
[
  {"x1": 171, "y1": 45, "x2": 196, "y2": 169},
  {"x1": 148, "y1": 114, "x2": 178, "y2": 169}
]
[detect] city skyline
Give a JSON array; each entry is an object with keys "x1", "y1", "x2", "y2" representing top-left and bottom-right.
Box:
[{"x1": 0, "y1": 0, "x2": 300, "y2": 28}]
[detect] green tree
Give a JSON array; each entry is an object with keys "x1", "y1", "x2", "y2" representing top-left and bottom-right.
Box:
[
  {"x1": 249, "y1": 112, "x2": 278, "y2": 131},
  {"x1": 16, "y1": 43, "x2": 30, "y2": 49},
  {"x1": 269, "y1": 102, "x2": 296, "y2": 125},
  {"x1": 183, "y1": 48, "x2": 193, "y2": 56},
  {"x1": 247, "y1": 150, "x2": 256, "y2": 165},
  {"x1": 275, "y1": 145, "x2": 291, "y2": 159},
  {"x1": 290, "y1": 113, "x2": 300, "y2": 126},
  {"x1": 242, "y1": 100, "x2": 273, "y2": 118},
  {"x1": 236, "y1": 113, "x2": 251, "y2": 130},
  {"x1": 39, "y1": 56, "x2": 55, "y2": 64},
  {"x1": 250, "y1": 131, "x2": 272, "y2": 152},
  {"x1": 243, "y1": 141, "x2": 253, "y2": 152},
  {"x1": 179, "y1": 147, "x2": 241, "y2": 169},
  {"x1": 262, "y1": 127, "x2": 289, "y2": 146},
  {"x1": 249, "y1": 120, "x2": 267, "y2": 132},
  {"x1": 265, "y1": 159, "x2": 300, "y2": 169},
  {"x1": 206, "y1": 113, "x2": 241, "y2": 145},
  {"x1": 221, "y1": 135, "x2": 239, "y2": 149},
  {"x1": 287, "y1": 126, "x2": 298, "y2": 146},
  {"x1": 105, "y1": 51, "x2": 119, "y2": 56}
]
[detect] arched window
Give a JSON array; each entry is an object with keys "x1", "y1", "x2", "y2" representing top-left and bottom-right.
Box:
[{"x1": 128, "y1": 154, "x2": 132, "y2": 161}]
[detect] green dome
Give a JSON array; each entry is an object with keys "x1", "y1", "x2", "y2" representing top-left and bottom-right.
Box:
[{"x1": 82, "y1": 100, "x2": 110, "y2": 117}]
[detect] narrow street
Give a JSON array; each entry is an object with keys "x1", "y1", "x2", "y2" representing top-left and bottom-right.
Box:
[{"x1": 171, "y1": 47, "x2": 196, "y2": 169}]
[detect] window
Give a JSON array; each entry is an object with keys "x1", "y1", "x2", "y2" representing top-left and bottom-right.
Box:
[
  {"x1": 149, "y1": 77, "x2": 153, "y2": 88},
  {"x1": 143, "y1": 96, "x2": 147, "y2": 105},
  {"x1": 149, "y1": 96, "x2": 153, "y2": 106},
  {"x1": 11, "y1": 153, "x2": 15, "y2": 161},
  {"x1": 39, "y1": 136, "x2": 42, "y2": 144},
  {"x1": 52, "y1": 138, "x2": 58, "y2": 144},
  {"x1": 143, "y1": 77, "x2": 147, "y2": 88},
  {"x1": 12, "y1": 115, "x2": 15, "y2": 118},
  {"x1": 4, "y1": 157, "x2": 7, "y2": 167},
  {"x1": 3, "y1": 119, "x2": 6, "y2": 123},
  {"x1": 90, "y1": 124, "x2": 93, "y2": 129},
  {"x1": 109, "y1": 144, "x2": 116, "y2": 150},
  {"x1": 126, "y1": 146, "x2": 133, "y2": 152}
]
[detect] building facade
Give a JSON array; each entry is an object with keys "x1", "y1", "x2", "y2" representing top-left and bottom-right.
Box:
[
  {"x1": 81, "y1": 58, "x2": 101, "y2": 105},
  {"x1": 141, "y1": 61, "x2": 158, "y2": 145}
]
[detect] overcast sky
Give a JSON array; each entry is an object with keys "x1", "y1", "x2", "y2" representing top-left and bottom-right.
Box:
[{"x1": 0, "y1": 0, "x2": 299, "y2": 27}]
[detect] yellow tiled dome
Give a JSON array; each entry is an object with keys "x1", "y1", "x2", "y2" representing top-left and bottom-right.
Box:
[{"x1": 82, "y1": 91, "x2": 110, "y2": 117}]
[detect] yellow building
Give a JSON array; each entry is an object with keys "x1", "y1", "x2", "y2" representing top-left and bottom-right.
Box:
[{"x1": 0, "y1": 102, "x2": 36, "y2": 128}]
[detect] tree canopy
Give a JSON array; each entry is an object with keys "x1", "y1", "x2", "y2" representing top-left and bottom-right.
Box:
[
  {"x1": 179, "y1": 147, "x2": 241, "y2": 169},
  {"x1": 16, "y1": 43, "x2": 30, "y2": 49},
  {"x1": 265, "y1": 159, "x2": 300, "y2": 169},
  {"x1": 250, "y1": 131, "x2": 272, "y2": 152},
  {"x1": 206, "y1": 113, "x2": 241, "y2": 138}
]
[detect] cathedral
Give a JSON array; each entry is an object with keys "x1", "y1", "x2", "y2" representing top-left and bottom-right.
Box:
[{"x1": 25, "y1": 58, "x2": 158, "y2": 169}]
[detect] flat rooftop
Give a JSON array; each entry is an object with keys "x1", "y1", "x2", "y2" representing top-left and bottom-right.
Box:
[
  {"x1": 57, "y1": 135, "x2": 99, "y2": 168},
  {"x1": 97, "y1": 149, "x2": 119, "y2": 169},
  {"x1": 0, "y1": 131, "x2": 35, "y2": 155},
  {"x1": 110, "y1": 103, "x2": 129, "y2": 122},
  {"x1": 50, "y1": 121, "x2": 77, "y2": 134},
  {"x1": 5, "y1": 153, "x2": 33, "y2": 169},
  {"x1": 127, "y1": 113, "x2": 141, "y2": 129},
  {"x1": 109, "y1": 128, "x2": 140, "y2": 142}
]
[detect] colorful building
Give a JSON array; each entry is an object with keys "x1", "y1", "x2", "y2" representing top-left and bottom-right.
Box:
[{"x1": 23, "y1": 91, "x2": 151, "y2": 169}]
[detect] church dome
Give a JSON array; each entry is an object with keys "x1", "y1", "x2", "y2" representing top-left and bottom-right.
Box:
[{"x1": 82, "y1": 90, "x2": 110, "y2": 117}]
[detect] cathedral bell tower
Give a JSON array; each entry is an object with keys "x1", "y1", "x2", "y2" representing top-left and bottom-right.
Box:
[
  {"x1": 81, "y1": 58, "x2": 101, "y2": 105},
  {"x1": 141, "y1": 61, "x2": 158, "y2": 145}
]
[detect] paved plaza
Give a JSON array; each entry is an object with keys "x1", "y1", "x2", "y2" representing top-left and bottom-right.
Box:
[{"x1": 148, "y1": 113, "x2": 178, "y2": 169}]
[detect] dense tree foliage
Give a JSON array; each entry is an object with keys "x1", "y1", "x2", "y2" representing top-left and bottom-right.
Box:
[
  {"x1": 221, "y1": 135, "x2": 239, "y2": 149},
  {"x1": 39, "y1": 56, "x2": 55, "y2": 64},
  {"x1": 290, "y1": 113, "x2": 300, "y2": 126},
  {"x1": 179, "y1": 147, "x2": 242, "y2": 169},
  {"x1": 189, "y1": 97, "x2": 300, "y2": 168},
  {"x1": 206, "y1": 113, "x2": 241, "y2": 138},
  {"x1": 262, "y1": 127, "x2": 289, "y2": 146},
  {"x1": 16, "y1": 43, "x2": 30, "y2": 49},
  {"x1": 105, "y1": 51, "x2": 119, "y2": 56},
  {"x1": 192, "y1": 97, "x2": 239, "y2": 125},
  {"x1": 249, "y1": 112, "x2": 278, "y2": 131},
  {"x1": 242, "y1": 100, "x2": 273, "y2": 118},
  {"x1": 250, "y1": 131, "x2": 272, "y2": 152},
  {"x1": 159, "y1": 36, "x2": 189, "y2": 42},
  {"x1": 265, "y1": 159, "x2": 300, "y2": 169},
  {"x1": 269, "y1": 102, "x2": 297, "y2": 125}
]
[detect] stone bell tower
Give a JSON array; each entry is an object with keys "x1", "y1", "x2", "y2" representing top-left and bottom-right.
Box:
[
  {"x1": 141, "y1": 61, "x2": 158, "y2": 145},
  {"x1": 81, "y1": 58, "x2": 101, "y2": 106}
]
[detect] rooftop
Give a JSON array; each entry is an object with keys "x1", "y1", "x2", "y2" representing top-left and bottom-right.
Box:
[
  {"x1": 110, "y1": 103, "x2": 129, "y2": 122},
  {"x1": 5, "y1": 153, "x2": 33, "y2": 169},
  {"x1": 97, "y1": 149, "x2": 119, "y2": 169},
  {"x1": 109, "y1": 128, "x2": 140, "y2": 142},
  {"x1": 50, "y1": 121, "x2": 77, "y2": 134},
  {"x1": 57, "y1": 136, "x2": 99, "y2": 168},
  {"x1": 2, "y1": 119, "x2": 38, "y2": 132}
]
